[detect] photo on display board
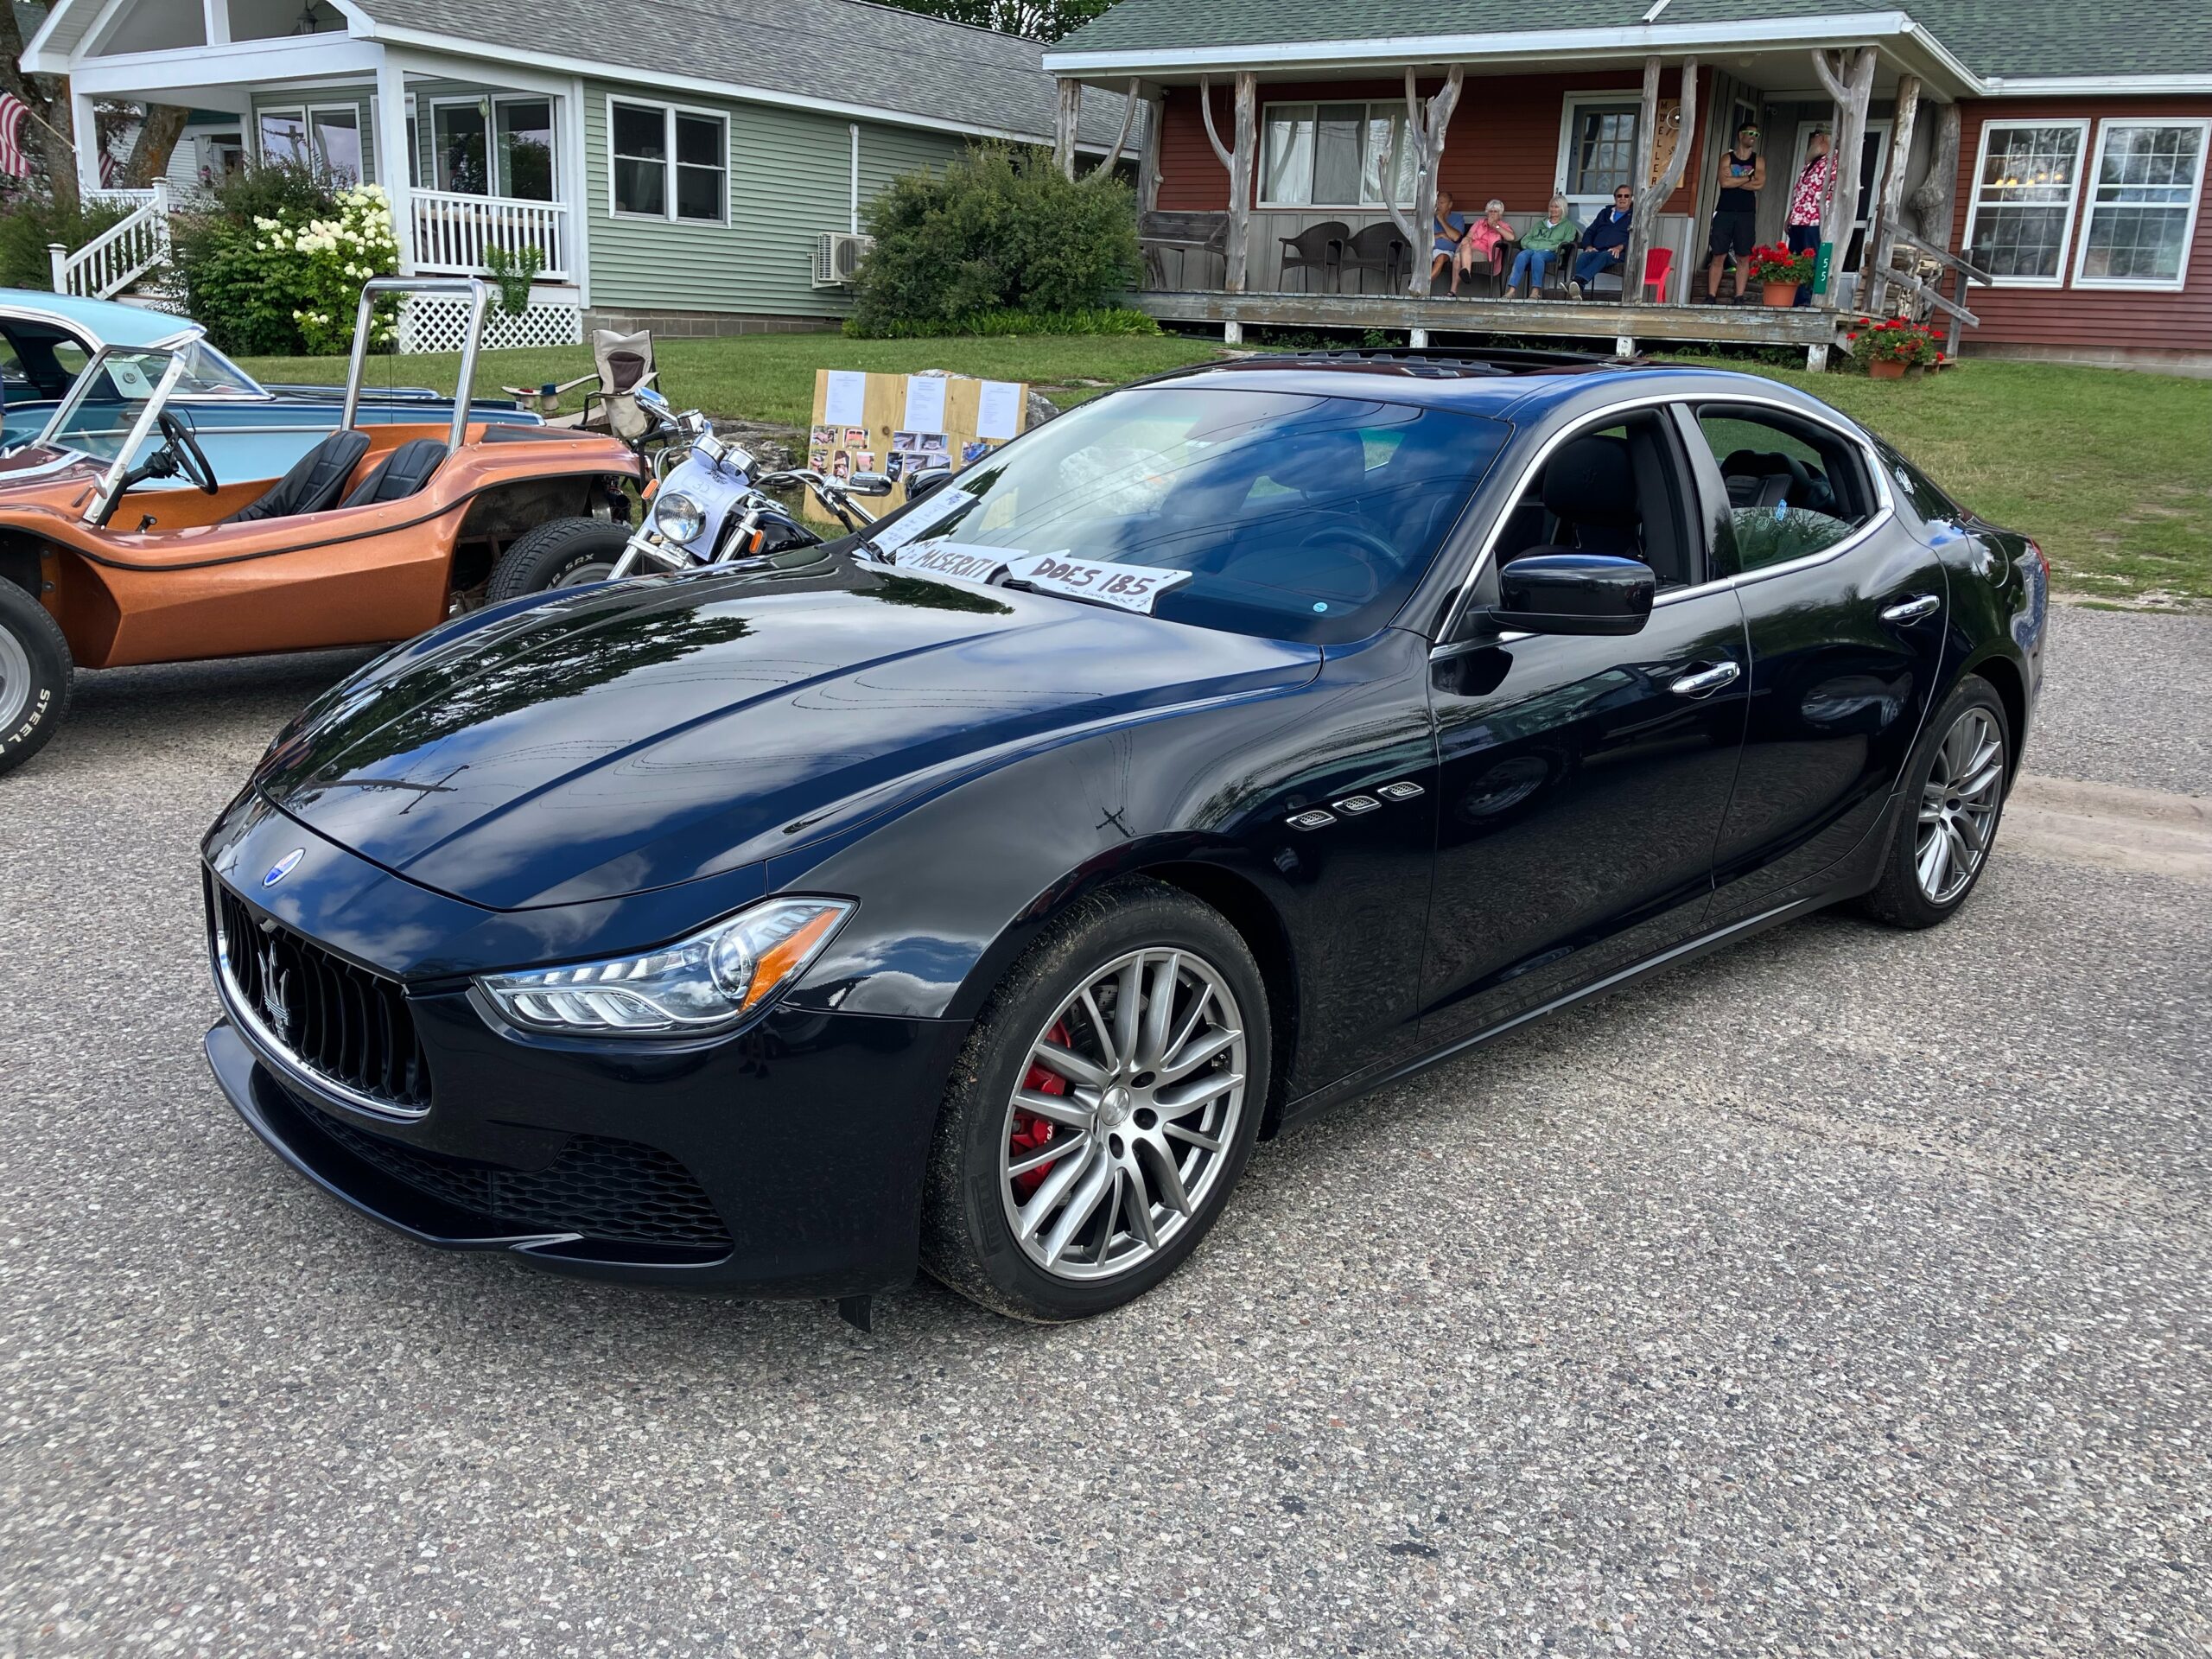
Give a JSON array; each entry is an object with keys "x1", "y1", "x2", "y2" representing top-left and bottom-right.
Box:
[
  {"x1": 962, "y1": 441, "x2": 991, "y2": 465},
  {"x1": 855, "y1": 452, "x2": 876, "y2": 473},
  {"x1": 844, "y1": 428, "x2": 868, "y2": 448},
  {"x1": 809, "y1": 448, "x2": 830, "y2": 471},
  {"x1": 810, "y1": 425, "x2": 836, "y2": 450},
  {"x1": 832, "y1": 451, "x2": 852, "y2": 480}
]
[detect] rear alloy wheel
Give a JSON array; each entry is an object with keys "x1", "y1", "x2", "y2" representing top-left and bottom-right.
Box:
[
  {"x1": 1857, "y1": 674, "x2": 2011, "y2": 928},
  {"x1": 0, "y1": 578, "x2": 72, "y2": 779},
  {"x1": 485, "y1": 518, "x2": 637, "y2": 604},
  {"x1": 923, "y1": 879, "x2": 1268, "y2": 1320}
]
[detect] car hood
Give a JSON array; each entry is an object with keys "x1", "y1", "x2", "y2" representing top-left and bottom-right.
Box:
[{"x1": 257, "y1": 559, "x2": 1321, "y2": 911}]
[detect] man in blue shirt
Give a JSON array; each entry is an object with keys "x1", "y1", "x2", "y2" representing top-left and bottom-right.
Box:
[{"x1": 1569, "y1": 185, "x2": 1635, "y2": 299}]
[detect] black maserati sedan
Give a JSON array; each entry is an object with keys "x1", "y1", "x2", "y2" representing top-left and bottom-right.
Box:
[{"x1": 202, "y1": 350, "x2": 2046, "y2": 1323}]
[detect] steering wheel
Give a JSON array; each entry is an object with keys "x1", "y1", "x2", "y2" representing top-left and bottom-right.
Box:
[
  {"x1": 1291, "y1": 524, "x2": 1393, "y2": 606},
  {"x1": 156, "y1": 410, "x2": 219, "y2": 494}
]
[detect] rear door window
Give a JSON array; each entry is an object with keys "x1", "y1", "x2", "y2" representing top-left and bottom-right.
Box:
[{"x1": 1689, "y1": 405, "x2": 1878, "y2": 576}]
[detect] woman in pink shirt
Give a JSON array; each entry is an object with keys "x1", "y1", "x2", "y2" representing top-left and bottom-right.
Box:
[
  {"x1": 1785, "y1": 131, "x2": 1832, "y2": 308},
  {"x1": 1454, "y1": 199, "x2": 1517, "y2": 293}
]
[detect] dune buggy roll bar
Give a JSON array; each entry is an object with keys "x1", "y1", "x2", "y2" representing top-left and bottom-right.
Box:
[{"x1": 340, "y1": 276, "x2": 491, "y2": 453}]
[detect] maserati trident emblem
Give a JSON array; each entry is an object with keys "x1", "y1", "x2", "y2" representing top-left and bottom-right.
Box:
[
  {"x1": 263, "y1": 848, "x2": 304, "y2": 887},
  {"x1": 257, "y1": 940, "x2": 295, "y2": 1041}
]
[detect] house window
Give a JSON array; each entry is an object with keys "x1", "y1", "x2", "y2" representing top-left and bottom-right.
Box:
[
  {"x1": 1565, "y1": 103, "x2": 1639, "y2": 199},
  {"x1": 308, "y1": 106, "x2": 361, "y2": 183},
  {"x1": 1965, "y1": 120, "x2": 2088, "y2": 285},
  {"x1": 434, "y1": 101, "x2": 490, "y2": 194},
  {"x1": 496, "y1": 98, "x2": 556, "y2": 201},
  {"x1": 1258, "y1": 102, "x2": 1414, "y2": 208},
  {"x1": 257, "y1": 108, "x2": 307, "y2": 167},
  {"x1": 2074, "y1": 120, "x2": 2209, "y2": 289},
  {"x1": 610, "y1": 99, "x2": 727, "y2": 223}
]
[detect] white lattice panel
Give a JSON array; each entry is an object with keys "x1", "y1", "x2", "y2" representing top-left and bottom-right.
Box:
[{"x1": 396, "y1": 293, "x2": 583, "y2": 354}]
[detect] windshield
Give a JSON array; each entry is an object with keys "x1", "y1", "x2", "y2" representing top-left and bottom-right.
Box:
[
  {"x1": 36, "y1": 346, "x2": 186, "y2": 465},
  {"x1": 872, "y1": 385, "x2": 1509, "y2": 643}
]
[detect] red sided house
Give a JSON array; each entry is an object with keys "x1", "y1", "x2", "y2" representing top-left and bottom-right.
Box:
[{"x1": 1044, "y1": 1, "x2": 2212, "y2": 370}]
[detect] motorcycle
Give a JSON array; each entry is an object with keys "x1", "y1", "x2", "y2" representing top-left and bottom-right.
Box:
[{"x1": 608, "y1": 413, "x2": 899, "y2": 580}]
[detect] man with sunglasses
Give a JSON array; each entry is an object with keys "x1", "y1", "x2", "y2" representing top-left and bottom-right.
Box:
[
  {"x1": 1706, "y1": 122, "x2": 1767, "y2": 302},
  {"x1": 1568, "y1": 184, "x2": 1637, "y2": 300}
]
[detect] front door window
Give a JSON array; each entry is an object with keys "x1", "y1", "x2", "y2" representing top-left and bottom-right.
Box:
[{"x1": 1563, "y1": 101, "x2": 1641, "y2": 222}]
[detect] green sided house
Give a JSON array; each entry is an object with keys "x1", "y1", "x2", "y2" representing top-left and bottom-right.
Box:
[{"x1": 24, "y1": 0, "x2": 1141, "y2": 346}]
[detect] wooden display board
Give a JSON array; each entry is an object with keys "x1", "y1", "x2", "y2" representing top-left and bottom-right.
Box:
[{"x1": 803, "y1": 370, "x2": 1029, "y2": 524}]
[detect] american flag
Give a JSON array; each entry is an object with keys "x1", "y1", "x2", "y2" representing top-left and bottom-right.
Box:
[{"x1": 0, "y1": 92, "x2": 29, "y2": 180}]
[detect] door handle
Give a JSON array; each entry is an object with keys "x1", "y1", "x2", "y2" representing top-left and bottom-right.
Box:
[
  {"x1": 1669, "y1": 661, "x2": 1741, "y2": 698},
  {"x1": 1879, "y1": 593, "x2": 1942, "y2": 625}
]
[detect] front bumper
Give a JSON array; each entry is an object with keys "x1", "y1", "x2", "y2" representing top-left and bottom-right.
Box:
[{"x1": 201, "y1": 803, "x2": 969, "y2": 1299}]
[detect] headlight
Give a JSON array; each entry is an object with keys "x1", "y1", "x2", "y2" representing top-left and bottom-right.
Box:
[
  {"x1": 475, "y1": 899, "x2": 852, "y2": 1037},
  {"x1": 652, "y1": 489, "x2": 707, "y2": 545}
]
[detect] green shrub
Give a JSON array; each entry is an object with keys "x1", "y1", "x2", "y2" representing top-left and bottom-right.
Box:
[
  {"x1": 849, "y1": 145, "x2": 1139, "y2": 335},
  {"x1": 843, "y1": 304, "x2": 1158, "y2": 340},
  {"x1": 171, "y1": 166, "x2": 400, "y2": 355},
  {"x1": 0, "y1": 192, "x2": 135, "y2": 291}
]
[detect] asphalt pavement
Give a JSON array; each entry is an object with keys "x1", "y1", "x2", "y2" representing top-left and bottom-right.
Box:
[{"x1": 0, "y1": 606, "x2": 2205, "y2": 1658}]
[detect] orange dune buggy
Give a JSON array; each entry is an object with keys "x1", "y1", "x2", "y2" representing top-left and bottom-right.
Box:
[{"x1": 0, "y1": 278, "x2": 643, "y2": 776}]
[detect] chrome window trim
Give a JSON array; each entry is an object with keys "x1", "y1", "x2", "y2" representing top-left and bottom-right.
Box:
[
  {"x1": 210, "y1": 907, "x2": 431, "y2": 1124},
  {"x1": 1433, "y1": 389, "x2": 1895, "y2": 649}
]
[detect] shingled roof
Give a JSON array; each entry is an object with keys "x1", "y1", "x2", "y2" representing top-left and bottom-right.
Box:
[{"x1": 1050, "y1": 0, "x2": 2212, "y2": 83}]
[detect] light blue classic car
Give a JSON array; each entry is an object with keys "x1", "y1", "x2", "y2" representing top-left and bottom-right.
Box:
[{"x1": 0, "y1": 289, "x2": 538, "y2": 483}]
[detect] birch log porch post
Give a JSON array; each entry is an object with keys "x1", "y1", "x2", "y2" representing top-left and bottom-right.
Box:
[
  {"x1": 1198, "y1": 73, "x2": 1258, "y2": 299},
  {"x1": 1811, "y1": 45, "x2": 1878, "y2": 309},
  {"x1": 1053, "y1": 79, "x2": 1083, "y2": 181},
  {"x1": 1084, "y1": 79, "x2": 1141, "y2": 181},
  {"x1": 1861, "y1": 73, "x2": 1920, "y2": 311},
  {"x1": 1623, "y1": 56, "x2": 1699, "y2": 308},
  {"x1": 1381, "y1": 65, "x2": 1466, "y2": 301}
]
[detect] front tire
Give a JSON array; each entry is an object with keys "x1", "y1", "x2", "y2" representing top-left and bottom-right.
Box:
[
  {"x1": 0, "y1": 579, "x2": 72, "y2": 779},
  {"x1": 486, "y1": 518, "x2": 635, "y2": 603},
  {"x1": 921, "y1": 877, "x2": 1270, "y2": 1321},
  {"x1": 1857, "y1": 674, "x2": 2011, "y2": 929}
]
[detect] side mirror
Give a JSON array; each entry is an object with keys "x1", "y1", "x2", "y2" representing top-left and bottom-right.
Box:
[
  {"x1": 1488, "y1": 552, "x2": 1654, "y2": 636},
  {"x1": 845, "y1": 471, "x2": 894, "y2": 497},
  {"x1": 906, "y1": 466, "x2": 955, "y2": 504}
]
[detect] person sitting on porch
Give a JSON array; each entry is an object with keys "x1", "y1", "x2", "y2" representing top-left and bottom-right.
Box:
[
  {"x1": 1705, "y1": 124, "x2": 1766, "y2": 302},
  {"x1": 1430, "y1": 191, "x2": 1472, "y2": 294},
  {"x1": 1785, "y1": 130, "x2": 1832, "y2": 309},
  {"x1": 1504, "y1": 198, "x2": 1578, "y2": 298},
  {"x1": 1569, "y1": 187, "x2": 1635, "y2": 300},
  {"x1": 1454, "y1": 200, "x2": 1516, "y2": 289}
]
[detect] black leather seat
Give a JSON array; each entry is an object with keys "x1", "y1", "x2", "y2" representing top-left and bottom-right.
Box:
[
  {"x1": 339, "y1": 437, "x2": 447, "y2": 509},
  {"x1": 219, "y1": 429, "x2": 371, "y2": 525},
  {"x1": 1524, "y1": 428, "x2": 1690, "y2": 589}
]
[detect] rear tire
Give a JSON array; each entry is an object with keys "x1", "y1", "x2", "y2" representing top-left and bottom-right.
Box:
[
  {"x1": 921, "y1": 877, "x2": 1269, "y2": 1322},
  {"x1": 1855, "y1": 673, "x2": 2011, "y2": 929},
  {"x1": 486, "y1": 518, "x2": 635, "y2": 603},
  {"x1": 0, "y1": 579, "x2": 72, "y2": 779}
]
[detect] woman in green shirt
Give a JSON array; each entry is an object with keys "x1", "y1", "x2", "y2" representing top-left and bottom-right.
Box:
[{"x1": 1504, "y1": 196, "x2": 1580, "y2": 298}]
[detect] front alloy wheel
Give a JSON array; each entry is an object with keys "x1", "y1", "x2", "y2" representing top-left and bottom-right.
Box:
[
  {"x1": 923, "y1": 879, "x2": 1270, "y2": 1320},
  {"x1": 1000, "y1": 947, "x2": 1247, "y2": 1281}
]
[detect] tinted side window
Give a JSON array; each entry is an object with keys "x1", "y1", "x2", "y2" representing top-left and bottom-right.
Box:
[
  {"x1": 1872, "y1": 436, "x2": 1968, "y2": 526},
  {"x1": 1691, "y1": 406, "x2": 1874, "y2": 576}
]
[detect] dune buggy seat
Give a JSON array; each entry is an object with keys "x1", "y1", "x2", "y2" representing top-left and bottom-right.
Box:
[
  {"x1": 219, "y1": 429, "x2": 373, "y2": 524},
  {"x1": 338, "y1": 437, "x2": 448, "y2": 509}
]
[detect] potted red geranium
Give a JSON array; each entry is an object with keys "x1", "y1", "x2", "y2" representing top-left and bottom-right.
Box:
[
  {"x1": 1849, "y1": 316, "x2": 1943, "y2": 378},
  {"x1": 1748, "y1": 241, "x2": 1815, "y2": 306}
]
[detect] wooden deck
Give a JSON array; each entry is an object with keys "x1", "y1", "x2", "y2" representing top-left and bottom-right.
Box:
[{"x1": 1134, "y1": 289, "x2": 1844, "y2": 359}]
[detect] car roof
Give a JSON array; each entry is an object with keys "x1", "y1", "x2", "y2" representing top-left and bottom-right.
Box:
[
  {"x1": 1137, "y1": 350, "x2": 1842, "y2": 427},
  {"x1": 0, "y1": 288, "x2": 202, "y2": 349}
]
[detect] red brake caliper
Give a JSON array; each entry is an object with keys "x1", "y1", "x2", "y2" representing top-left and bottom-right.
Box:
[{"x1": 1009, "y1": 1020, "x2": 1071, "y2": 1198}]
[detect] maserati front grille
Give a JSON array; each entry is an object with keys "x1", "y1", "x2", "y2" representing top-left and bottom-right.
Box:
[{"x1": 210, "y1": 877, "x2": 433, "y2": 1117}]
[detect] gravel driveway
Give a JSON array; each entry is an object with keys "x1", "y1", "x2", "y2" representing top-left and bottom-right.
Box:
[{"x1": 1, "y1": 607, "x2": 2205, "y2": 1657}]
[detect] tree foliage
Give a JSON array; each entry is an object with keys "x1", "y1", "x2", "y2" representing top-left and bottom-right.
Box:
[
  {"x1": 869, "y1": 0, "x2": 1116, "y2": 41},
  {"x1": 848, "y1": 145, "x2": 1139, "y2": 336}
]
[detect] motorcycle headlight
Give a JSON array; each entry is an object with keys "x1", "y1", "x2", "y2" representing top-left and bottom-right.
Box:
[
  {"x1": 652, "y1": 489, "x2": 708, "y2": 546},
  {"x1": 475, "y1": 898, "x2": 853, "y2": 1037}
]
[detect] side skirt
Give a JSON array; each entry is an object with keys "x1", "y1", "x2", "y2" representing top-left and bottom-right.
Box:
[{"x1": 1274, "y1": 870, "x2": 1870, "y2": 1135}]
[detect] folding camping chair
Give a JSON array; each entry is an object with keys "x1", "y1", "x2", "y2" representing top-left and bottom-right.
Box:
[{"x1": 504, "y1": 329, "x2": 661, "y2": 442}]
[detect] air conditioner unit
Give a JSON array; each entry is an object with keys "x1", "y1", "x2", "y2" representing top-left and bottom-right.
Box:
[{"x1": 813, "y1": 232, "x2": 874, "y2": 288}]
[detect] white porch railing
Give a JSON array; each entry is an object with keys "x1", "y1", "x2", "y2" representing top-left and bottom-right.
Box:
[
  {"x1": 48, "y1": 181, "x2": 172, "y2": 300},
  {"x1": 409, "y1": 191, "x2": 571, "y2": 281}
]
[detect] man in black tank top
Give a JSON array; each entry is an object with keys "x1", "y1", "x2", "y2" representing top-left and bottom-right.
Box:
[{"x1": 1705, "y1": 124, "x2": 1767, "y2": 302}]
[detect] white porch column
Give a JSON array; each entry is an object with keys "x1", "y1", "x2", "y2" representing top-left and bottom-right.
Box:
[
  {"x1": 372, "y1": 54, "x2": 415, "y2": 271},
  {"x1": 71, "y1": 88, "x2": 103, "y2": 199}
]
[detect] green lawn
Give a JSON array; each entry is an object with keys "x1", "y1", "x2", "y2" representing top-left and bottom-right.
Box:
[{"x1": 237, "y1": 334, "x2": 2212, "y2": 607}]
